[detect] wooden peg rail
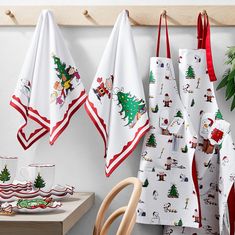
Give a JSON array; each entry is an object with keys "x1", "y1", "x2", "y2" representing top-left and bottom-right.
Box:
[{"x1": 1, "y1": 5, "x2": 235, "y2": 26}]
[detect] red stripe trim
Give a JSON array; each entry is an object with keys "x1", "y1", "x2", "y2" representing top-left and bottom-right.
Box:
[
  {"x1": 50, "y1": 92, "x2": 87, "y2": 145},
  {"x1": 10, "y1": 90, "x2": 86, "y2": 149},
  {"x1": 85, "y1": 99, "x2": 108, "y2": 139},
  {"x1": 17, "y1": 129, "x2": 48, "y2": 150},
  {"x1": 228, "y1": 183, "x2": 235, "y2": 234},
  {"x1": 105, "y1": 120, "x2": 150, "y2": 177},
  {"x1": 50, "y1": 90, "x2": 86, "y2": 136},
  {"x1": 192, "y1": 154, "x2": 202, "y2": 227},
  {"x1": 10, "y1": 100, "x2": 48, "y2": 150},
  {"x1": 84, "y1": 100, "x2": 107, "y2": 157}
]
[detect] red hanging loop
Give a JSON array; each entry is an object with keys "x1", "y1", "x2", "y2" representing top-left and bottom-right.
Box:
[
  {"x1": 197, "y1": 12, "x2": 217, "y2": 82},
  {"x1": 156, "y1": 12, "x2": 171, "y2": 58}
]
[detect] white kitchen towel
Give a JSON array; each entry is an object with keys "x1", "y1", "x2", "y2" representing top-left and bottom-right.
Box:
[
  {"x1": 85, "y1": 10, "x2": 150, "y2": 177},
  {"x1": 10, "y1": 10, "x2": 87, "y2": 150}
]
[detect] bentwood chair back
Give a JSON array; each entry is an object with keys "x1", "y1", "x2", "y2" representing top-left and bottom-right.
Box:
[{"x1": 93, "y1": 177, "x2": 142, "y2": 235}]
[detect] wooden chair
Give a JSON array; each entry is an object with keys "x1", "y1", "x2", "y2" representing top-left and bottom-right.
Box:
[{"x1": 93, "y1": 177, "x2": 142, "y2": 235}]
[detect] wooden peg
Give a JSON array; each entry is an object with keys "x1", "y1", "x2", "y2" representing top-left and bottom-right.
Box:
[
  {"x1": 162, "y1": 10, "x2": 167, "y2": 17},
  {"x1": 202, "y1": 9, "x2": 207, "y2": 15},
  {"x1": 5, "y1": 10, "x2": 14, "y2": 18},
  {"x1": 83, "y1": 9, "x2": 89, "y2": 17}
]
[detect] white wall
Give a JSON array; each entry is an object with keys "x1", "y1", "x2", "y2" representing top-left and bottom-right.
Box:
[{"x1": 0, "y1": 1, "x2": 235, "y2": 235}]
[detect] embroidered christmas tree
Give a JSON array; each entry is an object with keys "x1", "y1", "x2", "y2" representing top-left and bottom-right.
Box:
[
  {"x1": 175, "y1": 110, "x2": 183, "y2": 118},
  {"x1": 53, "y1": 55, "x2": 70, "y2": 83},
  {"x1": 151, "y1": 104, "x2": 159, "y2": 113},
  {"x1": 149, "y1": 70, "x2": 155, "y2": 83},
  {"x1": 117, "y1": 91, "x2": 146, "y2": 127},
  {"x1": 34, "y1": 173, "x2": 46, "y2": 189},
  {"x1": 0, "y1": 165, "x2": 11, "y2": 183},
  {"x1": 191, "y1": 98, "x2": 195, "y2": 107},
  {"x1": 215, "y1": 109, "x2": 223, "y2": 120},
  {"x1": 185, "y1": 65, "x2": 195, "y2": 79},
  {"x1": 146, "y1": 133, "x2": 157, "y2": 147},
  {"x1": 142, "y1": 179, "x2": 149, "y2": 187},
  {"x1": 168, "y1": 184, "x2": 179, "y2": 198}
]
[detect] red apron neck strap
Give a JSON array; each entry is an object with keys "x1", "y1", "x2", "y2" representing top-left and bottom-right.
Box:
[
  {"x1": 156, "y1": 13, "x2": 171, "y2": 58},
  {"x1": 197, "y1": 13, "x2": 217, "y2": 82}
]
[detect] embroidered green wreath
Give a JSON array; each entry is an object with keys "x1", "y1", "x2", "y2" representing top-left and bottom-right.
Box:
[{"x1": 217, "y1": 47, "x2": 235, "y2": 111}]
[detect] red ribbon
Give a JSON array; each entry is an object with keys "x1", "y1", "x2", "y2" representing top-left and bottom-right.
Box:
[
  {"x1": 156, "y1": 13, "x2": 171, "y2": 58},
  {"x1": 197, "y1": 13, "x2": 217, "y2": 82}
]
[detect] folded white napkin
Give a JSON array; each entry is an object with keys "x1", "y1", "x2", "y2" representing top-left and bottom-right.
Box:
[
  {"x1": 85, "y1": 10, "x2": 149, "y2": 176},
  {"x1": 10, "y1": 10, "x2": 87, "y2": 149}
]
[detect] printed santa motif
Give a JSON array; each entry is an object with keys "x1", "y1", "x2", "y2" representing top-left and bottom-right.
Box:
[
  {"x1": 157, "y1": 172, "x2": 167, "y2": 181},
  {"x1": 204, "y1": 88, "x2": 214, "y2": 102},
  {"x1": 163, "y1": 93, "x2": 172, "y2": 107},
  {"x1": 93, "y1": 75, "x2": 113, "y2": 101},
  {"x1": 165, "y1": 157, "x2": 172, "y2": 170}
]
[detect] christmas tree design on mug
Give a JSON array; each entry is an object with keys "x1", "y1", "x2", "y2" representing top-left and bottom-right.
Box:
[
  {"x1": 0, "y1": 165, "x2": 11, "y2": 183},
  {"x1": 34, "y1": 173, "x2": 46, "y2": 189}
]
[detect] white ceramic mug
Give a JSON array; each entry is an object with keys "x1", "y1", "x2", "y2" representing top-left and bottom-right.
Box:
[
  {"x1": 21, "y1": 163, "x2": 55, "y2": 191},
  {"x1": 0, "y1": 156, "x2": 18, "y2": 185}
]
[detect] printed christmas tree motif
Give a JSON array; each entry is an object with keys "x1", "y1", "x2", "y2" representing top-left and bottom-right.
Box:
[
  {"x1": 215, "y1": 109, "x2": 223, "y2": 120},
  {"x1": 181, "y1": 145, "x2": 188, "y2": 153},
  {"x1": 117, "y1": 91, "x2": 146, "y2": 128},
  {"x1": 142, "y1": 179, "x2": 149, "y2": 187},
  {"x1": 185, "y1": 65, "x2": 195, "y2": 79},
  {"x1": 0, "y1": 165, "x2": 11, "y2": 183},
  {"x1": 175, "y1": 110, "x2": 183, "y2": 118},
  {"x1": 51, "y1": 55, "x2": 80, "y2": 106},
  {"x1": 168, "y1": 184, "x2": 179, "y2": 198},
  {"x1": 177, "y1": 218, "x2": 183, "y2": 226},
  {"x1": 191, "y1": 98, "x2": 195, "y2": 107},
  {"x1": 151, "y1": 104, "x2": 159, "y2": 113},
  {"x1": 53, "y1": 55, "x2": 70, "y2": 82},
  {"x1": 34, "y1": 173, "x2": 46, "y2": 189},
  {"x1": 146, "y1": 133, "x2": 157, "y2": 147},
  {"x1": 149, "y1": 70, "x2": 155, "y2": 84}
]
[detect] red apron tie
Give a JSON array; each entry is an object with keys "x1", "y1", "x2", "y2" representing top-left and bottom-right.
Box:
[
  {"x1": 156, "y1": 13, "x2": 171, "y2": 58},
  {"x1": 197, "y1": 13, "x2": 217, "y2": 82}
]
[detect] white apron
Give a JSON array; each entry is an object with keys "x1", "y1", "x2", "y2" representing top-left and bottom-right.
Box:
[
  {"x1": 136, "y1": 15, "x2": 201, "y2": 228},
  {"x1": 164, "y1": 13, "x2": 235, "y2": 235}
]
